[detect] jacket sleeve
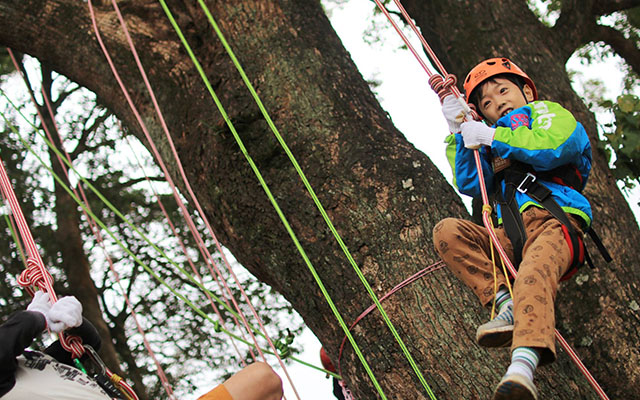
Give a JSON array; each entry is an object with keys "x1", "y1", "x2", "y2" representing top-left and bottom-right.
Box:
[
  {"x1": 44, "y1": 317, "x2": 102, "y2": 365},
  {"x1": 445, "y1": 133, "x2": 494, "y2": 198},
  {"x1": 490, "y1": 101, "x2": 592, "y2": 181},
  {"x1": 0, "y1": 310, "x2": 46, "y2": 396}
]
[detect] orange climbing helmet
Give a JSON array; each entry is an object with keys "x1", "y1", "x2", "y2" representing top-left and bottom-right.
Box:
[{"x1": 463, "y1": 57, "x2": 538, "y2": 101}]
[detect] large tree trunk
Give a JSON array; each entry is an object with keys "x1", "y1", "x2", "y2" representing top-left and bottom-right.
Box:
[
  {"x1": 0, "y1": 0, "x2": 637, "y2": 398},
  {"x1": 402, "y1": 0, "x2": 640, "y2": 397}
]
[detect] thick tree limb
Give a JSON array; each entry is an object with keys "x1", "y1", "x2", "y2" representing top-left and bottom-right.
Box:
[
  {"x1": 593, "y1": 0, "x2": 640, "y2": 15},
  {"x1": 591, "y1": 23, "x2": 640, "y2": 75},
  {"x1": 554, "y1": 0, "x2": 597, "y2": 60}
]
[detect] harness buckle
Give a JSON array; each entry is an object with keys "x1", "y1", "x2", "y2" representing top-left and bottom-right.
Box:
[{"x1": 517, "y1": 172, "x2": 537, "y2": 194}]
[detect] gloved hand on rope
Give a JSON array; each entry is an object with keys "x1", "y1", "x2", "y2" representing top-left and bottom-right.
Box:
[
  {"x1": 27, "y1": 291, "x2": 83, "y2": 333},
  {"x1": 461, "y1": 120, "x2": 495, "y2": 149},
  {"x1": 441, "y1": 95, "x2": 468, "y2": 133}
]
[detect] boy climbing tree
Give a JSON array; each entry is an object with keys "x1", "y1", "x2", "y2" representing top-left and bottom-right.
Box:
[{"x1": 432, "y1": 57, "x2": 604, "y2": 400}]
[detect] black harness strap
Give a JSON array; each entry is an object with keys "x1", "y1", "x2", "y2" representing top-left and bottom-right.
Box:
[
  {"x1": 496, "y1": 166, "x2": 611, "y2": 278},
  {"x1": 495, "y1": 178, "x2": 527, "y2": 268}
]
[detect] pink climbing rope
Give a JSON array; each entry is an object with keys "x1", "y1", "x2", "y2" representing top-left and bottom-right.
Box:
[
  {"x1": 87, "y1": 2, "x2": 299, "y2": 398},
  {"x1": 7, "y1": 48, "x2": 147, "y2": 399},
  {"x1": 337, "y1": 261, "x2": 445, "y2": 374},
  {"x1": 372, "y1": 1, "x2": 610, "y2": 399},
  {"x1": 121, "y1": 132, "x2": 253, "y2": 364}
]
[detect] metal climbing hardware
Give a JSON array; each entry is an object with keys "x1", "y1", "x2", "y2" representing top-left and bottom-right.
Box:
[
  {"x1": 516, "y1": 173, "x2": 536, "y2": 194},
  {"x1": 82, "y1": 345, "x2": 127, "y2": 399},
  {"x1": 497, "y1": 163, "x2": 611, "y2": 279}
]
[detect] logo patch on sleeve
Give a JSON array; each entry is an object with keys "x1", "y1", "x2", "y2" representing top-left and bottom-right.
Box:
[{"x1": 510, "y1": 113, "x2": 530, "y2": 129}]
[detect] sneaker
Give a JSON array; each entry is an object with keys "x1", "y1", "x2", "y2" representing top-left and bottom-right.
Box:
[
  {"x1": 476, "y1": 307, "x2": 513, "y2": 348},
  {"x1": 492, "y1": 373, "x2": 538, "y2": 400}
]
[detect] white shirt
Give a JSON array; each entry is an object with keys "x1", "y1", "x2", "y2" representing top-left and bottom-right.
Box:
[{"x1": 2, "y1": 351, "x2": 111, "y2": 399}]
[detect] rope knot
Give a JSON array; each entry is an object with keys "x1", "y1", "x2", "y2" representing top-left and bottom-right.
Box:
[
  {"x1": 61, "y1": 333, "x2": 85, "y2": 360},
  {"x1": 428, "y1": 73, "x2": 457, "y2": 103},
  {"x1": 17, "y1": 258, "x2": 54, "y2": 291}
]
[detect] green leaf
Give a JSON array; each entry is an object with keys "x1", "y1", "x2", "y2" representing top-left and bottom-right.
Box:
[{"x1": 617, "y1": 94, "x2": 640, "y2": 113}]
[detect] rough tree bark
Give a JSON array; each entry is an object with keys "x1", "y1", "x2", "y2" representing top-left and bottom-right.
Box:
[
  {"x1": 402, "y1": 0, "x2": 640, "y2": 397},
  {"x1": 0, "y1": 0, "x2": 637, "y2": 398}
]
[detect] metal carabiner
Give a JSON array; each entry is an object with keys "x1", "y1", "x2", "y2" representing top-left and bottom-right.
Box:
[{"x1": 82, "y1": 344, "x2": 107, "y2": 376}]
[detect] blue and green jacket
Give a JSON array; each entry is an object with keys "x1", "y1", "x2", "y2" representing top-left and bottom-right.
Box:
[{"x1": 445, "y1": 100, "x2": 593, "y2": 227}]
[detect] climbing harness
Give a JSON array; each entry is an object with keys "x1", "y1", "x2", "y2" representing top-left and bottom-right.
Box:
[{"x1": 495, "y1": 162, "x2": 612, "y2": 280}]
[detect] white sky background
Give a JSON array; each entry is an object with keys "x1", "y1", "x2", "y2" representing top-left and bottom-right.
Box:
[{"x1": 274, "y1": 2, "x2": 640, "y2": 400}]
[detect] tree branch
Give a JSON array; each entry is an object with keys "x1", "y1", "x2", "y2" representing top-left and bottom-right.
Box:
[
  {"x1": 367, "y1": 0, "x2": 403, "y2": 19},
  {"x1": 69, "y1": 109, "x2": 110, "y2": 158},
  {"x1": 553, "y1": 0, "x2": 598, "y2": 60},
  {"x1": 51, "y1": 83, "x2": 82, "y2": 109},
  {"x1": 591, "y1": 23, "x2": 640, "y2": 76},
  {"x1": 593, "y1": 0, "x2": 640, "y2": 15}
]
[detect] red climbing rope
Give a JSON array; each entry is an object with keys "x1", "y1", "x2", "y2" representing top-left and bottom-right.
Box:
[
  {"x1": 0, "y1": 154, "x2": 85, "y2": 360},
  {"x1": 372, "y1": 1, "x2": 610, "y2": 399}
]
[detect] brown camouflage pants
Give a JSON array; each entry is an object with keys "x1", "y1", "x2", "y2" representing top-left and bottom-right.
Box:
[{"x1": 432, "y1": 206, "x2": 582, "y2": 364}]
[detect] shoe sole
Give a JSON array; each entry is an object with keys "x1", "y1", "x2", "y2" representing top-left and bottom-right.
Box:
[
  {"x1": 493, "y1": 375, "x2": 538, "y2": 400},
  {"x1": 476, "y1": 324, "x2": 513, "y2": 348}
]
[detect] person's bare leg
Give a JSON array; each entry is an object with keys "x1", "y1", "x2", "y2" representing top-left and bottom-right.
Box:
[{"x1": 223, "y1": 362, "x2": 283, "y2": 400}]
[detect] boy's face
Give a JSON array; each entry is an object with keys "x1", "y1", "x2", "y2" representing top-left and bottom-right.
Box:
[{"x1": 477, "y1": 78, "x2": 535, "y2": 124}]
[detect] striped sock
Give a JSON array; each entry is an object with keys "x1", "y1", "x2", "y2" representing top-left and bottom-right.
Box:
[
  {"x1": 506, "y1": 347, "x2": 540, "y2": 382},
  {"x1": 494, "y1": 288, "x2": 513, "y2": 324},
  {"x1": 495, "y1": 288, "x2": 512, "y2": 313}
]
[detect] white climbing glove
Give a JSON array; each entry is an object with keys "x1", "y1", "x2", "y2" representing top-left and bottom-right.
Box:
[
  {"x1": 28, "y1": 291, "x2": 83, "y2": 333},
  {"x1": 461, "y1": 120, "x2": 496, "y2": 149},
  {"x1": 47, "y1": 296, "x2": 83, "y2": 333},
  {"x1": 27, "y1": 290, "x2": 53, "y2": 321},
  {"x1": 441, "y1": 95, "x2": 468, "y2": 134}
]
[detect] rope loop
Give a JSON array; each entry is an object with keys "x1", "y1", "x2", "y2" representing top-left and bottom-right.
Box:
[
  {"x1": 17, "y1": 258, "x2": 54, "y2": 291},
  {"x1": 61, "y1": 333, "x2": 86, "y2": 360},
  {"x1": 467, "y1": 102, "x2": 483, "y2": 122},
  {"x1": 428, "y1": 73, "x2": 457, "y2": 103}
]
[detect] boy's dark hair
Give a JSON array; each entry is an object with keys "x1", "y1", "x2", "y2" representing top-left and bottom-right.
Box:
[{"x1": 468, "y1": 73, "x2": 527, "y2": 119}]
